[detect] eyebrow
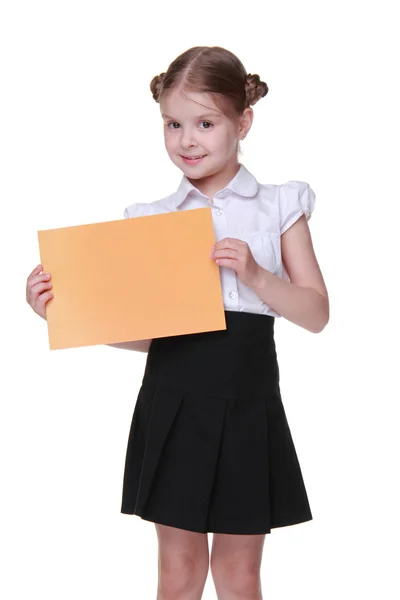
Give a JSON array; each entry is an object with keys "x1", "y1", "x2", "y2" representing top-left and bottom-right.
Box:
[{"x1": 162, "y1": 113, "x2": 221, "y2": 120}]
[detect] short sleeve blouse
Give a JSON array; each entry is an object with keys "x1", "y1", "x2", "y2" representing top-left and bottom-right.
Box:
[
  {"x1": 122, "y1": 166, "x2": 317, "y2": 317},
  {"x1": 279, "y1": 180, "x2": 316, "y2": 235}
]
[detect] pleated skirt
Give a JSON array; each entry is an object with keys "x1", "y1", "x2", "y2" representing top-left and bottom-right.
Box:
[{"x1": 120, "y1": 310, "x2": 312, "y2": 535}]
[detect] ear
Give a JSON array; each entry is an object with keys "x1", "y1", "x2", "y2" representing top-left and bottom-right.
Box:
[{"x1": 238, "y1": 107, "x2": 254, "y2": 140}]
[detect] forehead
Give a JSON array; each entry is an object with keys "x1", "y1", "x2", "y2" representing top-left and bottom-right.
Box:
[{"x1": 160, "y1": 88, "x2": 223, "y2": 119}]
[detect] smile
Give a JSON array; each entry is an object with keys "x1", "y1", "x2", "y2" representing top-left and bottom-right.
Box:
[{"x1": 181, "y1": 155, "x2": 207, "y2": 164}]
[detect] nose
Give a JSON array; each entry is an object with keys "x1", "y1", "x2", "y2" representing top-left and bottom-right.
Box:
[{"x1": 180, "y1": 127, "x2": 198, "y2": 150}]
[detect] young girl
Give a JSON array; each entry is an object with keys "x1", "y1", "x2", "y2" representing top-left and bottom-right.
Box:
[{"x1": 26, "y1": 46, "x2": 329, "y2": 600}]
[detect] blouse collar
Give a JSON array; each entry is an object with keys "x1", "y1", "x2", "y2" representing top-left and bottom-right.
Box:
[{"x1": 173, "y1": 163, "x2": 259, "y2": 208}]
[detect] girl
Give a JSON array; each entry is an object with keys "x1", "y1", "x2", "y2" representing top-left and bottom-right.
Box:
[{"x1": 26, "y1": 46, "x2": 329, "y2": 600}]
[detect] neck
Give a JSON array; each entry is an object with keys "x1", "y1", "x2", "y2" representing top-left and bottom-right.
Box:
[{"x1": 187, "y1": 161, "x2": 241, "y2": 199}]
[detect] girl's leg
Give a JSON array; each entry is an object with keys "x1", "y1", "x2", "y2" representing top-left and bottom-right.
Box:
[
  {"x1": 155, "y1": 523, "x2": 210, "y2": 600},
  {"x1": 210, "y1": 533, "x2": 266, "y2": 600}
]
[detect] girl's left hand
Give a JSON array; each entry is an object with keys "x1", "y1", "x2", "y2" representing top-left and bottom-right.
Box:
[{"x1": 210, "y1": 237, "x2": 262, "y2": 289}]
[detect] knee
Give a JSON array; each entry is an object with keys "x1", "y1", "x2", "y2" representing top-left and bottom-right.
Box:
[
  {"x1": 158, "y1": 553, "x2": 208, "y2": 598},
  {"x1": 210, "y1": 556, "x2": 261, "y2": 596}
]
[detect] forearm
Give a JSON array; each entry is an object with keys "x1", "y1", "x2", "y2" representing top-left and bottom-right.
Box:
[
  {"x1": 251, "y1": 267, "x2": 329, "y2": 333},
  {"x1": 106, "y1": 339, "x2": 152, "y2": 352}
]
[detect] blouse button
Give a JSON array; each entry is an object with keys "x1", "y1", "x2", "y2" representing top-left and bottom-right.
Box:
[
  {"x1": 216, "y1": 208, "x2": 223, "y2": 216},
  {"x1": 229, "y1": 291, "x2": 236, "y2": 299}
]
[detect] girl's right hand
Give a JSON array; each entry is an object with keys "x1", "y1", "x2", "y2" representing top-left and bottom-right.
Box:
[{"x1": 26, "y1": 264, "x2": 53, "y2": 321}]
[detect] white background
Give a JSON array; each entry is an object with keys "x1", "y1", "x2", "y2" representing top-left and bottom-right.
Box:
[{"x1": 1, "y1": 0, "x2": 399, "y2": 598}]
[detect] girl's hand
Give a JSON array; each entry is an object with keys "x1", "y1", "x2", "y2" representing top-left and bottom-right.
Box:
[
  {"x1": 210, "y1": 238, "x2": 262, "y2": 288},
  {"x1": 26, "y1": 264, "x2": 53, "y2": 320}
]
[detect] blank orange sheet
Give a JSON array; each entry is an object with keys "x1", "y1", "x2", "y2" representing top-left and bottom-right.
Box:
[{"x1": 37, "y1": 208, "x2": 227, "y2": 350}]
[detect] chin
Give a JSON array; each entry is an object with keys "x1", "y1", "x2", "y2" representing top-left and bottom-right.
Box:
[{"x1": 181, "y1": 161, "x2": 218, "y2": 178}]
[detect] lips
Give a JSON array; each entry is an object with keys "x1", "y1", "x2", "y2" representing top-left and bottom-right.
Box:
[{"x1": 182, "y1": 154, "x2": 207, "y2": 159}]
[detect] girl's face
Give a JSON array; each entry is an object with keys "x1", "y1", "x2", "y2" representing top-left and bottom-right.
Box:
[{"x1": 160, "y1": 87, "x2": 252, "y2": 188}]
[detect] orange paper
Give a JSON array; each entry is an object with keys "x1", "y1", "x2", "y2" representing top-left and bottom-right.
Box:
[{"x1": 37, "y1": 208, "x2": 226, "y2": 350}]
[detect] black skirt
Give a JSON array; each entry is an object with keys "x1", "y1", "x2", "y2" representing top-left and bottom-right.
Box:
[{"x1": 120, "y1": 310, "x2": 312, "y2": 535}]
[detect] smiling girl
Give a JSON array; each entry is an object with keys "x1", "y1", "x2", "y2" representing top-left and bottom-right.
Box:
[{"x1": 26, "y1": 46, "x2": 329, "y2": 600}]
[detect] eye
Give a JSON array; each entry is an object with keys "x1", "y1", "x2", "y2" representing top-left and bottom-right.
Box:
[
  {"x1": 199, "y1": 121, "x2": 213, "y2": 129},
  {"x1": 167, "y1": 122, "x2": 180, "y2": 129}
]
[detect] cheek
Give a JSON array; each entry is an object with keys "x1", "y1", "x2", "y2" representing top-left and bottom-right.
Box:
[
  {"x1": 213, "y1": 132, "x2": 238, "y2": 153},
  {"x1": 164, "y1": 131, "x2": 176, "y2": 153}
]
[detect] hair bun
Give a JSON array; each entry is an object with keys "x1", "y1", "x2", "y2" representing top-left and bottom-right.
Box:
[
  {"x1": 245, "y1": 73, "x2": 268, "y2": 107},
  {"x1": 150, "y1": 72, "x2": 166, "y2": 102}
]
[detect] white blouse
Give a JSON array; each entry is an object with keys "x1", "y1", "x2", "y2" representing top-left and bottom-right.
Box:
[{"x1": 123, "y1": 164, "x2": 316, "y2": 318}]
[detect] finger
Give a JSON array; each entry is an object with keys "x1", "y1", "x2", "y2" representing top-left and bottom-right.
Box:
[
  {"x1": 27, "y1": 272, "x2": 51, "y2": 291},
  {"x1": 27, "y1": 264, "x2": 44, "y2": 281},
  {"x1": 214, "y1": 258, "x2": 238, "y2": 268},
  {"x1": 28, "y1": 281, "x2": 53, "y2": 305},
  {"x1": 26, "y1": 271, "x2": 50, "y2": 298},
  {"x1": 213, "y1": 249, "x2": 239, "y2": 259},
  {"x1": 216, "y1": 238, "x2": 235, "y2": 248},
  {"x1": 214, "y1": 237, "x2": 244, "y2": 250},
  {"x1": 36, "y1": 291, "x2": 54, "y2": 310},
  {"x1": 36, "y1": 292, "x2": 54, "y2": 317},
  {"x1": 26, "y1": 275, "x2": 51, "y2": 303}
]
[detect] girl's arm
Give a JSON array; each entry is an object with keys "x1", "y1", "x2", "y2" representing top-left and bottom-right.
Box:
[
  {"x1": 251, "y1": 215, "x2": 329, "y2": 333},
  {"x1": 106, "y1": 339, "x2": 152, "y2": 352}
]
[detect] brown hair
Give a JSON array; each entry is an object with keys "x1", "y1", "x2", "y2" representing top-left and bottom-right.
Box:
[{"x1": 150, "y1": 46, "x2": 268, "y2": 120}]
